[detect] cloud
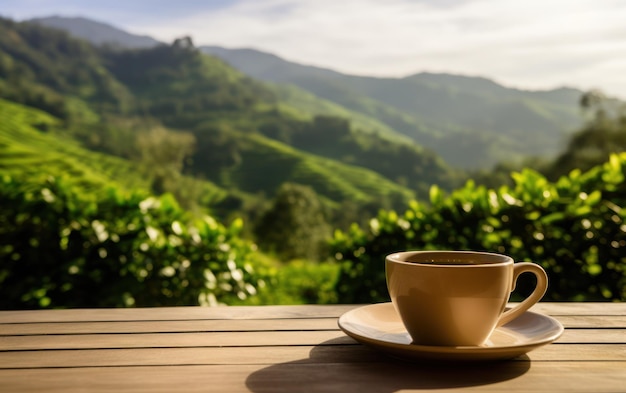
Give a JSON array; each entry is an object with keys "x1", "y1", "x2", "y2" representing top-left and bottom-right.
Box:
[
  {"x1": 126, "y1": 0, "x2": 626, "y2": 98},
  {"x1": 3, "y1": 0, "x2": 626, "y2": 98}
]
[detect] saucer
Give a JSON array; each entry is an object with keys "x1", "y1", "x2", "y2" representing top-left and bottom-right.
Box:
[{"x1": 338, "y1": 302, "x2": 563, "y2": 362}]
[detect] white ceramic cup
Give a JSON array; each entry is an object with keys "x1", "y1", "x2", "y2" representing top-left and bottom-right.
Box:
[{"x1": 385, "y1": 250, "x2": 548, "y2": 346}]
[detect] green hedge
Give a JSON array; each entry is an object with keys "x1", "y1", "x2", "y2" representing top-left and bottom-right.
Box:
[
  {"x1": 331, "y1": 153, "x2": 626, "y2": 303},
  {"x1": 3, "y1": 154, "x2": 625, "y2": 309},
  {"x1": 0, "y1": 175, "x2": 269, "y2": 309}
]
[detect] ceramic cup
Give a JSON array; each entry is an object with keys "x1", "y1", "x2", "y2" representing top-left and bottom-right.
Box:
[{"x1": 385, "y1": 250, "x2": 548, "y2": 346}]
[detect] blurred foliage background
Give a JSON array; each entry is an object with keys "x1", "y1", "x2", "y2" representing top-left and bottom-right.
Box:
[{"x1": 1, "y1": 18, "x2": 625, "y2": 308}]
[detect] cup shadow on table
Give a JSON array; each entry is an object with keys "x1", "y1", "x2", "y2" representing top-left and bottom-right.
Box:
[{"x1": 246, "y1": 337, "x2": 531, "y2": 392}]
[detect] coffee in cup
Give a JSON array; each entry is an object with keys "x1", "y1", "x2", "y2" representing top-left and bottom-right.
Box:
[{"x1": 385, "y1": 250, "x2": 548, "y2": 346}]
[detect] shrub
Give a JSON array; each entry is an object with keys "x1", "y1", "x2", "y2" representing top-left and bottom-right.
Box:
[
  {"x1": 331, "y1": 153, "x2": 626, "y2": 303},
  {"x1": 0, "y1": 175, "x2": 270, "y2": 309}
]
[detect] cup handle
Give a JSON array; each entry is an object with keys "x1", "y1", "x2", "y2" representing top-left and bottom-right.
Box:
[{"x1": 497, "y1": 262, "x2": 548, "y2": 327}]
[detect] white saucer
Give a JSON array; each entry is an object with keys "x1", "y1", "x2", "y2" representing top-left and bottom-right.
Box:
[{"x1": 338, "y1": 302, "x2": 564, "y2": 362}]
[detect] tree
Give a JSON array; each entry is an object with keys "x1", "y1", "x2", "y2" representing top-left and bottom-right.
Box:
[
  {"x1": 135, "y1": 126, "x2": 196, "y2": 196},
  {"x1": 254, "y1": 183, "x2": 331, "y2": 261},
  {"x1": 548, "y1": 90, "x2": 626, "y2": 179}
]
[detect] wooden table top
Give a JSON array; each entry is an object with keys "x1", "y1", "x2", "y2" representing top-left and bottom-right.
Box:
[{"x1": 0, "y1": 302, "x2": 624, "y2": 392}]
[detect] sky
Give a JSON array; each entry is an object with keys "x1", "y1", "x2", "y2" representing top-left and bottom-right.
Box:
[{"x1": 3, "y1": 0, "x2": 626, "y2": 99}]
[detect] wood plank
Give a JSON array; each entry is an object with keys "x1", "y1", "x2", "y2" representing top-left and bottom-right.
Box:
[
  {"x1": 0, "y1": 314, "x2": 623, "y2": 337},
  {"x1": 1, "y1": 303, "x2": 624, "y2": 324},
  {"x1": 0, "y1": 362, "x2": 625, "y2": 393},
  {"x1": 0, "y1": 318, "x2": 341, "y2": 335},
  {"x1": 558, "y1": 329, "x2": 626, "y2": 343},
  {"x1": 0, "y1": 305, "x2": 358, "y2": 323},
  {"x1": 530, "y1": 302, "x2": 626, "y2": 316},
  {"x1": 0, "y1": 343, "x2": 624, "y2": 369},
  {"x1": 0, "y1": 328, "x2": 623, "y2": 351},
  {"x1": 555, "y1": 315, "x2": 626, "y2": 328},
  {"x1": 0, "y1": 331, "x2": 352, "y2": 350},
  {"x1": 0, "y1": 345, "x2": 374, "y2": 369}
]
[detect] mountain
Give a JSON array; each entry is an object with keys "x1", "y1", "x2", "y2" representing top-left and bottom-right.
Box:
[
  {"x1": 202, "y1": 46, "x2": 585, "y2": 169},
  {"x1": 28, "y1": 15, "x2": 587, "y2": 169},
  {"x1": 0, "y1": 17, "x2": 139, "y2": 125},
  {"x1": 0, "y1": 97, "x2": 158, "y2": 194},
  {"x1": 28, "y1": 16, "x2": 161, "y2": 49},
  {"x1": 28, "y1": 16, "x2": 412, "y2": 143},
  {"x1": 2, "y1": 17, "x2": 466, "y2": 229}
]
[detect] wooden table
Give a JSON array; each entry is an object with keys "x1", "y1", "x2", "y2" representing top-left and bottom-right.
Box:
[{"x1": 0, "y1": 303, "x2": 624, "y2": 392}]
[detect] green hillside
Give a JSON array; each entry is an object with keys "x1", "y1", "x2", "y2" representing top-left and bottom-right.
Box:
[
  {"x1": 24, "y1": 16, "x2": 591, "y2": 169},
  {"x1": 96, "y1": 41, "x2": 429, "y2": 203},
  {"x1": 12, "y1": 16, "x2": 462, "y2": 193},
  {"x1": 272, "y1": 83, "x2": 412, "y2": 144},
  {"x1": 0, "y1": 99, "x2": 420, "y2": 234},
  {"x1": 0, "y1": 98, "x2": 242, "y2": 218},
  {"x1": 100, "y1": 40, "x2": 276, "y2": 129},
  {"x1": 0, "y1": 98, "x2": 148, "y2": 193},
  {"x1": 0, "y1": 17, "x2": 134, "y2": 119},
  {"x1": 218, "y1": 132, "x2": 415, "y2": 204},
  {"x1": 1, "y1": 18, "x2": 450, "y2": 227},
  {"x1": 202, "y1": 47, "x2": 585, "y2": 169}
]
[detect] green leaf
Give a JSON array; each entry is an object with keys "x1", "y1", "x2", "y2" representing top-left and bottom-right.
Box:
[
  {"x1": 526, "y1": 211, "x2": 541, "y2": 220},
  {"x1": 429, "y1": 185, "x2": 443, "y2": 206},
  {"x1": 540, "y1": 212, "x2": 565, "y2": 224},
  {"x1": 587, "y1": 264, "x2": 602, "y2": 276}
]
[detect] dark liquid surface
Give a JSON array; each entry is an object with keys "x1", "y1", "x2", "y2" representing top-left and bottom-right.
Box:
[
  {"x1": 398, "y1": 251, "x2": 510, "y2": 265},
  {"x1": 406, "y1": 259, "x2": 480, "y2": 265}
]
